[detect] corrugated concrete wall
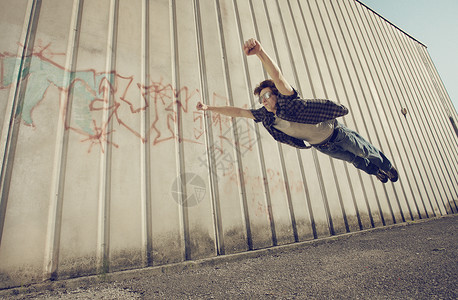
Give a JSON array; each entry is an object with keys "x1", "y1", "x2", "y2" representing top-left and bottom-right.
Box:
[{"x1": 0, "y1": 0, "x2": 456, "y2": 288}]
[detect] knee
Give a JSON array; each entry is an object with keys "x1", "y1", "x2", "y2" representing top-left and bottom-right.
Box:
[{"x1": 356, "y1": 147, "x2": 370, "y2": 159}]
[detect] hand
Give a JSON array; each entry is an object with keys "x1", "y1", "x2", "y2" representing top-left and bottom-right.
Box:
[
  {"x1": 196, "y1": 101, "x2": 208, "y2": 111},
  {"x1": 243, "y1": 38, "x2": 262, "y2": 56}
]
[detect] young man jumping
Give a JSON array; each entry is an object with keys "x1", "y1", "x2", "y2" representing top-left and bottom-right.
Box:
[{"x1": 196, "y1": 38, "x2": 398, "y2": 183}]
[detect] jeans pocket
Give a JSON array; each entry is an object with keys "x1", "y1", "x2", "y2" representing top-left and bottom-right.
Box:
[{"x1": 332, "y1": 127, "x2": 347, "y2": 144}]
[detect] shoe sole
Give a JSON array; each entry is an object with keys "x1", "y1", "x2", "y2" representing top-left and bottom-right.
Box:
[
  {"x1": 376, "y1": 172, "x2": 388, "y2": 183},
  {"x1": 388, "y1": 168, "x2": 399, "y2": 182}
]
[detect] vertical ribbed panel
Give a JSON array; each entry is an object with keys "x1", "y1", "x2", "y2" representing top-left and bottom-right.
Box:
[
  {"x1": 0, "y1": 0, "x2": 41, "y2": 251},
  {"x1": 169, "y1": 0, "x2": 189, "y2": 261},
  {"x1": 0, "y1": 0, "x2": 456, "y2": 289},
  {"x1": 361, "y1": 5, "x2": 428, "y2": 219},
  {"x1": 215, "y1": 0, "x2": 253, "y2": 251},
  {"x1": 44, "y1": 0, "x2": 84, "y2": 280},
  {"x1": 96, "y1": 0, "x2": 118, "y2": 274},
  {"x1": 140, "y1": 0, "x2": 152, "y2": 268},
  {"x1": 362, "y1": 4, "x2": 433, "y2": 218},
  {"x1": 352, "y1": 1, "x2": 415, "y2": 221}
]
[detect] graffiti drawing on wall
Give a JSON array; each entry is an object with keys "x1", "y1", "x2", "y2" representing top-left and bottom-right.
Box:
[
  {"x1": 0, "y1": 41, "x2": 138, "y2": 153},
  {"x1": 0, "y1": 41, "x2": 258, "y2": 163},
  {"x1": 0, "y1": 42, "x2": 302, "y2": 211}
]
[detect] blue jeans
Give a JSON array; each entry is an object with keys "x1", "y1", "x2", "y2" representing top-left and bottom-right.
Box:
[{"x1": 314, "y1": 122, "x2": 392, "y2": 175}]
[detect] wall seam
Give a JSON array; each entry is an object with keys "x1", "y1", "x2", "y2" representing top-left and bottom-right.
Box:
[
  {"x1": 43, "y1": 0, "x2": 84, "y2": 280},
  {"x1": 193, "y1": 0, "x2": 225, "y2": 255},
  {"x1": 140, "y1": 0, "x2": 153, "y2": 267},
  {"x1": 214, "y1": 0, "x2": 253, "y2": 251},
  {"x1": 0, "y1": 0, "x2": 41, "y2": 250},
  {"x1": 237, "y1": 0, "x2": 277, "y2": 247},
  {"x1": 97, "y1": 0, "x2": 119, "y2": 274},
  {"x1": 170, "y1": 0, "x2": 191, "y2": 261}
]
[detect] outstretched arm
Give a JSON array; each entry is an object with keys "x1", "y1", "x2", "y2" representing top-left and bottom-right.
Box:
[
  {"x1": 243, "y1": 38, "x2": 295, "y2": 96},
  {"x1": 196, "y1": 101, "x2": 255, "y2": 119}
]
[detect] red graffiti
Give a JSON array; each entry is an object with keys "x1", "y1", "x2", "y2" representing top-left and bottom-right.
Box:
[{"x1": 0, "y1": 41, "x2": 259, "y2": 168}]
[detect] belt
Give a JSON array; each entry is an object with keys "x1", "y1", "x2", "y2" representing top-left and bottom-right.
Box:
[{"x1": 312, "y1": 127, "x2": 339, "y2": 148}]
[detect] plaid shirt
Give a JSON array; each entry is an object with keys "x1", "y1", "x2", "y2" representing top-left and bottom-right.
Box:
[{"x1": 250, "y1": 88, "x2": 349, "y2": 149}]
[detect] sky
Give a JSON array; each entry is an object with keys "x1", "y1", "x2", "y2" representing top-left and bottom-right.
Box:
[{"x1": 359, "y1": 0, "x2": 458, "y2": 112}]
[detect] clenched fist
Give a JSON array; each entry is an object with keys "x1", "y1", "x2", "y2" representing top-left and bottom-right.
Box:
[
  {"x1": 196, "y1": 101, "x2": 208, "y2": 111},
  {"x1": 243, "y1": 38, "x2": 262, "y2": 56}
]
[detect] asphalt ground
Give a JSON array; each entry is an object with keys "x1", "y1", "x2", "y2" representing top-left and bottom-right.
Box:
[{"x1": 2, "y1": 214, "x2": 457, "y2": 299}]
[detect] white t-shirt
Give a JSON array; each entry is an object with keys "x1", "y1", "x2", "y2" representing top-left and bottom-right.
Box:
[{"x1": 273, "y1": 116, "x2": 335, "y2": 145}]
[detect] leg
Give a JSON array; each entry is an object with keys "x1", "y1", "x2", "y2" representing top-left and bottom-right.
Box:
[
  {"x1": 352, "y1": 156, "x2": 380, "y2": 175},
  {"x1": 315, "y1": 143, "x2": 379, "y2": 175},
  {"x1": 316, "y1": 123, "x2": 398, "y2": 182},
  {"x1": 332, "y1": 123, "x2": 393, "y2": 173}
]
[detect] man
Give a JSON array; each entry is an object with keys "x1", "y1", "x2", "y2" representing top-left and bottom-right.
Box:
[{"x1": 196, "y1": 38, "x2": 398, "y2": 183}]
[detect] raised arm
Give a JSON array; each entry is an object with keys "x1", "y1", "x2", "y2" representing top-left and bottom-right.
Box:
[
  {"x1": 196, "y1": 101, "x2": 255, "y2": 119},
  {"x1": 243, "y1": 38, "x2": 295, "y2": 96}
]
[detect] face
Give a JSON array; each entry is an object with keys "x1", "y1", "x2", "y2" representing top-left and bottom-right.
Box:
[{"x1": 259, "y1": 88, "x2": 277, "y2": 113}]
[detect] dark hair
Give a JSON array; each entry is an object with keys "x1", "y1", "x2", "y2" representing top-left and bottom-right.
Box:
[{"x1": 254, "y1": 79, "x2": 279, "y2": 96}]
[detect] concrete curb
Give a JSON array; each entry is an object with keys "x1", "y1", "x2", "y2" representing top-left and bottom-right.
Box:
[{"x1": 1, "y1": 214, "x2": 456, "y2": 297}]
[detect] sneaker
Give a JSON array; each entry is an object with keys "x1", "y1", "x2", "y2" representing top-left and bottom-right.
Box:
[
  {"x1": 376, "y1": 171, "x2": 388, "y2": 183},
  {"x1": 385, "y1": 167, "x2": 399, "y2": 182}
]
